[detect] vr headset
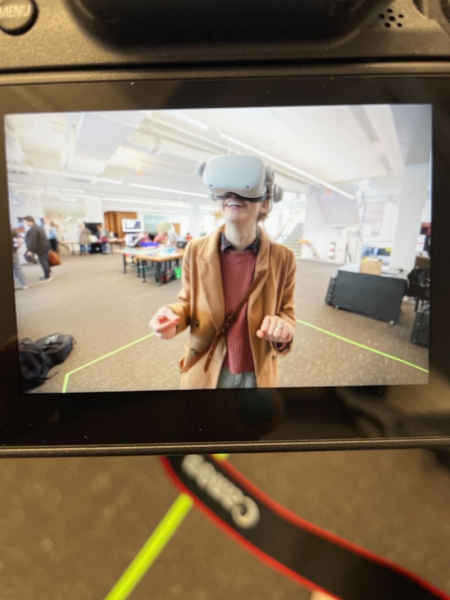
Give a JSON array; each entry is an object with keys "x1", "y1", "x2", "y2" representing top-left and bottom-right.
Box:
[{"x1": 198, "y1": 155, "x2": 284, "y2": 204}]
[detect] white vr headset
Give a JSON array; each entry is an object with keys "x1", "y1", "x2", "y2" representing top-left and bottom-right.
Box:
[{"x1": 198, "y1": 155, "x2": 283, "y2": 204}]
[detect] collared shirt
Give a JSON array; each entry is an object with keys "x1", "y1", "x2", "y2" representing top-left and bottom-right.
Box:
[{"x1": 220, "y1": 232, "x2": 260, "y2": 254}]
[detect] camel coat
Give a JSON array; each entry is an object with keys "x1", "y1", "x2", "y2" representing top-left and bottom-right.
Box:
[{"x1": 167, "y1": 225, "x2": 296, "y2": 389}]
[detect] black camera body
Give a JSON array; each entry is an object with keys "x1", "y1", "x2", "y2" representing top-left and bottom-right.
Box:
[
  {"x1": 1, "y1": 1, "x2": 450, "y2": 76},
  {"x1": 1, "y1": 0, "x2": 450, "y2": 457}
]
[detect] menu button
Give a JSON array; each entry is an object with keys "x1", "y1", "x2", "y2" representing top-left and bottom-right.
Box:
[{"x1": 0, "y1": 0, "x2": 37, "y2": 35}]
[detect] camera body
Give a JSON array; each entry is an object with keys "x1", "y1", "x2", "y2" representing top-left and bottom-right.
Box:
[
  {"x1": 1, "y1": 1, "x2": 450, "y2": 76},
  {"x1": 1, "y1": 0, "x2": 450, "y2": 456}
]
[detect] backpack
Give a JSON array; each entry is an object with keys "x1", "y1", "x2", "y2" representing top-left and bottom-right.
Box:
[
  {"x1": 19, "y1": 338, "x2": 54, "y2": 391},
  {"x1": 35, "y1": 333, "x2": 75, "y2": 366}
]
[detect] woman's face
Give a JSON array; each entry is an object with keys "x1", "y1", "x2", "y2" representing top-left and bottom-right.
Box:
[{"x1": 220, "y1": 194, "x2": 269, "y2": 228}]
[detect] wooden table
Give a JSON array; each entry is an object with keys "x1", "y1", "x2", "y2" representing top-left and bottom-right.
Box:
[
  {"x1": 116, "y1": 249, "x2": 184, "y2": 285},
  {"x1": 60, "y1": 239, "x2": 124, "y2": 255}
]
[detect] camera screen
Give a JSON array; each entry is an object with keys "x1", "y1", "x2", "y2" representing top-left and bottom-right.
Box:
[{"x1": 5, "y1": 104, "x2": 432, "y2": 394}]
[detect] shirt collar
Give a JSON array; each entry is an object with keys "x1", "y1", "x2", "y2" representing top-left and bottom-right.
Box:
[{"x1": 220, "y1": 231, "x2": 260, "y2": 255}]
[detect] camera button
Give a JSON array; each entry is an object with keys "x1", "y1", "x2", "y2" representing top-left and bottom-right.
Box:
[{"x1": 0, "y1": 0, "x2": 38, "y2": 35}]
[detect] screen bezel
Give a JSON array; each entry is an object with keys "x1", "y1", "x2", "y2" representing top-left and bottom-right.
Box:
[{"x1": 1, "y1": 74, "x2": 449, "y2": 457}]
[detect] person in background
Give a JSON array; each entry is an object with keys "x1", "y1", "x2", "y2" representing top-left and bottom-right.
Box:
[
  {"x1": 139, "y1": 232, "x2": 159, "y2": 248},
  {"x1": 185, "y1": 232, "x2": 193, "y2": 241},
  {"x1": 23, "y1": 216, "x2": 52, "y2": 282},
  {"x1": 167, "y1": 225, "x2": 179, "y2": 245},
  {"x1": 97, "y1": 224, "x2": 109, "y2": 254},
  {"x1": 43, "y1": 217, "x2": 59, "y2": 252},
  {"x1": 154, "y1": 231, "x2": 168, "y2": 244},
  {"x1": 12, "y1": 229, "x2": 28, "y2": 290},
  {"x1": 79, "y1": 225, "x2": 92, "y2": 256}
]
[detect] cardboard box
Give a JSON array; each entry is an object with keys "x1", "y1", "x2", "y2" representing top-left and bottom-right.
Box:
[
  {"x1": 415, "y1": 255, "x2": 430, "y2": 269},
  {"x1": 360, "y1": 258, "x2": 382, "y2": 276}
]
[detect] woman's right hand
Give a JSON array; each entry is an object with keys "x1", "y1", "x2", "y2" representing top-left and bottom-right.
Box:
[{"x1": 149, "y1": 306, "x2": 180, "y2": 339}]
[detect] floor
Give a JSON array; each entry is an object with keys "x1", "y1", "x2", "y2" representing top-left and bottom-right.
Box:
[
  {"x1": 13, "y1": 251, "x2": 428, "y2": 394},
  {"x1": 6, "y1": 254, "x2": 447, "y2": 598},
  {"x1": 0, "y1": 449, "x2": 449, "y2": 600}
]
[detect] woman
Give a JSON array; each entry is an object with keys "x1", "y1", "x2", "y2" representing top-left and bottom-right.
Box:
[
  {"x1": 97, "y1": 224, "x2": 109, "y2": 254},
  {"x1": 149, "y1": 154, "x2": 296, "y2": 389},
  {"x1": 79, "y1": 225, "x2": 92, "y2": 256},
  {"x1": 43, "y1": 217, "x2": 59, "y2": 252},
  {"x1": 12, "y1": 229, "x2": 28, "y2": 290}
]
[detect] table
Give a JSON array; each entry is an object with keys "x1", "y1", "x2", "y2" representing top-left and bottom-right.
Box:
[
  {"x1": 116, "y1": 249, "x2": 184, "y2": 285},
  {"x1": 325, "y1": 263, "x2": 407, "y2": 324},
  {"x1": 60, "y1": 239, "x2": 124, "y2": 255}
]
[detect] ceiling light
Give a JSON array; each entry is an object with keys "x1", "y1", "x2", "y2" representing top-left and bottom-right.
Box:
[
  {"x1": 219, "y1": 133, "x2": 355, "y2": 200},
  {"x1": 91, "y1": 176, "x2": 123, "y2": 185},
  {"x1": 63, "y1": 188, "x2": 86, "y2": 194},
  {"x1": 130, "y1": 183, "x2": 208, "y2": 198},
  {"x1": 103, "y1": 197, "x2": 190, "y2": 209},
  {"x1": 60, "y1": 196, "x2": 79, "y2": 203}
]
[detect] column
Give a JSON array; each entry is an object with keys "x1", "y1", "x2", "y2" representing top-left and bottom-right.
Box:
[
  {"x1": 389, "y1": 163, "x2": 429, "y2": 273},
  {"x1": 189, "y1": 201, "x2": 201, "y2": 237}
]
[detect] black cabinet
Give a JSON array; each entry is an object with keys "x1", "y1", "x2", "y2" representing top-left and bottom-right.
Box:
[{"x1": 325, "y1": 264, "x2": 407, "y2": 324}]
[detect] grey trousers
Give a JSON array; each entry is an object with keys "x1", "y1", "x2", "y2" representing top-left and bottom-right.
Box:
[
  {"x1": 216, "y1": 366, "x2": 257, "y2": 389},
  {"x1": 13, "y1": 253, "x2": 27, "y2": 287}
]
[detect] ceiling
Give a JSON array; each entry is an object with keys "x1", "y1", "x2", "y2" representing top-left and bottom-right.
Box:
[{"x1": 5, "y1": 104, "x2": 424, "y2": 219}]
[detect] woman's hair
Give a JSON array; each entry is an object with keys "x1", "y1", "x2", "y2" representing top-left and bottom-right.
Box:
[{"x1": 256, "y1": 198, "x2": 272, "y2": 223}]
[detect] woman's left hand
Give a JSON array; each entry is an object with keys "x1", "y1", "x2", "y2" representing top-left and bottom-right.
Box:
[{"x1": 256, "y1": 315, "x2": 294, "y2": 345}]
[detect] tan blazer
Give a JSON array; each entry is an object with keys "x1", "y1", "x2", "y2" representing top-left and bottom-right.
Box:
[{"x1": 167, "y1": 225, "x2": 296, "y2": 389}]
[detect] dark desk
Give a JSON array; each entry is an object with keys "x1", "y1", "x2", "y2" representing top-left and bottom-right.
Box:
[{"x1": 326, "y1": 263, "x2": 407, "y2": 324}]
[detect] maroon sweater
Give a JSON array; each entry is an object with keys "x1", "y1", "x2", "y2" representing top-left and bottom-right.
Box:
[{"x1": 219, "y1": 249, "x2": 257, "y2": 374}]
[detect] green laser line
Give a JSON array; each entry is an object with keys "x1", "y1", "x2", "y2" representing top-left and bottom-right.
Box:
[
  {"x1": 62, "y1": 333, "x2": 155, "y2": 393},
  {"x1": 103, "y1": 455, "x2": 228, "y2": 600},
  {"x1": 102, "y1": 494, "x2": 193, "y2": 600},
  {"x1": 296, "y1": 319, "x2": 428, "y2": 374}
]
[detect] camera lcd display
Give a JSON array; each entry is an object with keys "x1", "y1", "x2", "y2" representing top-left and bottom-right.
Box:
[{"x1": 5, "y1": 104, "x2": 432, "y2": 395}]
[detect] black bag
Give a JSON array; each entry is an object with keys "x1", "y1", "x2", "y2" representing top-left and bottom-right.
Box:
[
  {"x1": 411, "y1": 305, "x2": 430, "y2": 347},
  {"x1": 19, "y1": 338, "x2": 54, "y2": 391},
  {"x1": 36, "y1": 333, "x2": 75, "y2": 366}
]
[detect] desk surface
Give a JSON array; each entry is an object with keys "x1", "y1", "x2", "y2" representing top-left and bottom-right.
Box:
[
  {"x1": 115, "y1": 248, "x2": 184, "y2": 262},
  {"x1": 338, "y1": 262, "x2": 407, "y2": 281},
  {"x1": 61, "y1": 238, "x2": 124, "y2": 245}
]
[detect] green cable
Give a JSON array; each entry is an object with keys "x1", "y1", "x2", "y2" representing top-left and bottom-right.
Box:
[
  {"x1": 103, "y1": 455, "x2": 228, "y2": 600},
  {"x1": 62, "y1": 333, "x2": 155, "y2": 393},
  {"x1": 296, "y1": 319, "x2": 428, "y2": 374},
  {"x1": 102, "y1": 494, "x2": 193, "y2": 600}
]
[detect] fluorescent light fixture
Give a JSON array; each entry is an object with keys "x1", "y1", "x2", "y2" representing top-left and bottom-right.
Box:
[
  {"x1": 130, "y1": 183, "x2": 209, "y2": 198},
  {"x1": 169, "y1": 111, "x2": 209, "y2": 131},
  {"x1": 103, "y1": 197, "x2": 190, "y2": 209},
  {"x1": 200, "y1": 204, "x2": 215, "y2": 210},
  {"x1": 64, "y1": 216, "x2": 72, "y2": 222},
  {"x1": 63, "y1": 188, "x2": 86, "y2": 194},
  {"x1": 7, "y1": 165, "x2": 123, "y2": 186},
  {"x1": 219, "y1": 133, "x2": 355, "y2": 200},
  {"x1": 60, "y1": 196, "x2": 79, "y2": 203},
  {"x1": 91, "y1": 176, "x2": 123, "y2": 185}
]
